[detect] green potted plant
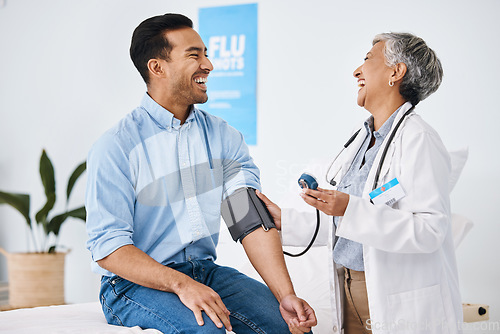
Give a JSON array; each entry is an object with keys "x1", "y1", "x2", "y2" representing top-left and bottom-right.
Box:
[{"x1": 0, "y1": 149, "x2": 86, "y2": 309}]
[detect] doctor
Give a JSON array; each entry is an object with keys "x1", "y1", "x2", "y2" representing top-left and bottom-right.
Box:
[{"x1": 257, "y1": 32, "x2": 463, "y2": 333}]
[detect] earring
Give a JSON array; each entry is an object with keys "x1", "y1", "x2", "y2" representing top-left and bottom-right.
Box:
[{"x1": 389, "y1": 80, "x2": 394, "y2": 87}]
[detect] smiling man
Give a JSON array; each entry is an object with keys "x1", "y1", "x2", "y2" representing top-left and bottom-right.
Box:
[{"x1": 85, "y1": 13, "x2": 316, "y2": 334}]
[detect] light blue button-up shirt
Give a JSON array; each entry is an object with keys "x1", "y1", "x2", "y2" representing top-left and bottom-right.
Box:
[
  {"x1": 333, "y1": 109, "x2": 399, "y2": 271},
  {"x1": 86, "y1": 93, "x2": 260, "y2": 276}
]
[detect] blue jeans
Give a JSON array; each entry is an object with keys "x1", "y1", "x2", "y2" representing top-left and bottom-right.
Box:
[{"x1": 100, "y1": 259, "x2": 291, "y2": 333}]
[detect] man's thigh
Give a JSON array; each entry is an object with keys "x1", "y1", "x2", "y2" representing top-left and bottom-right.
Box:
[
  {"x1": 100, "y1": 275, "x2": 226, "y2": 334},
  {"x1": 204, "y1": 262, "x2": 290, "y2": 334}
]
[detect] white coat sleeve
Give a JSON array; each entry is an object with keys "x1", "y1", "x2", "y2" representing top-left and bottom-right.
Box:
[
  {"x1": 336, "y1": 129, "x2": 451, "y2": 254},
  {"x1": 280, "y1": 208, "x2": 330, "y2": 247}
]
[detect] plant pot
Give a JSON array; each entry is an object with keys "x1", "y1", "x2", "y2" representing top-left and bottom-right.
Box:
[{"x1": 0, "y1": 248, "x2": 66, "y2": 308}]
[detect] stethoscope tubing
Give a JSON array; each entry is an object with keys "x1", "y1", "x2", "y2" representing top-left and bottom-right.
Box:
[
  {"x1": 326, "y1": 106, "x2": 415, "y2": 191},
  {"x1": 289, "y1": 106, "x2": 415, "y2": 258}
]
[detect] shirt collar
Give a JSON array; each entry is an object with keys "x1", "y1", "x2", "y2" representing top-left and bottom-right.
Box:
[
  {"x1": 140, "y1": 93, "x2": 197, "y2": 130},
  {"x1": 363, "y1": 105, "x2": 402, "y2": 140}
]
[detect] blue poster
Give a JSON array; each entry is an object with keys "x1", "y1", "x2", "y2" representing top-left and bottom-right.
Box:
[{"x1": 198, "y1": 4, "x2": 258, "y2": 145}]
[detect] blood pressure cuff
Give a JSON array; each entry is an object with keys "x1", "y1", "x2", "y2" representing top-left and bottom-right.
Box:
[{"x1": 221, "y1": 187, "x2": 276, "y2": 242}]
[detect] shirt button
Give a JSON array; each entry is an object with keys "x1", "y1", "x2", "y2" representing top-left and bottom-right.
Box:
[{"x1": 333, "y1": 325, "x2": 338, "y2": 332}]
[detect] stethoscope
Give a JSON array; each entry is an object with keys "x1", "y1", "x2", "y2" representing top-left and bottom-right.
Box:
[
  {"x1": 287, "y1": 105, "x2": 415, "y2": 257},
  {"x1": 326, "y1": 105, "x2": 415, "y2": 192}
]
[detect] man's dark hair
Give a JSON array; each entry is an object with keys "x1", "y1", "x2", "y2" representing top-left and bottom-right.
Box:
[{"x1": 130, "y1": 13, "x2": 193, "y2": 84}]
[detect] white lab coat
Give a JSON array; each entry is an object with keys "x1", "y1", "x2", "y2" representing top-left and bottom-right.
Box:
[{"x1": 281, "y1": 102, "x2": 463, "y2": 334}]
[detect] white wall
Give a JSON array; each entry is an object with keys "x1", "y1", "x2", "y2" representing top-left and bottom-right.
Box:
[{"x1": 0, "y1": 0, "x2": 498, "y2": 330}]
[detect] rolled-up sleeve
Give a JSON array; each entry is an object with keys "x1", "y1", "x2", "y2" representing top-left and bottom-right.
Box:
[
  {"x1": 85, "y1": 133, "x2": 135, "y2": 263},
  {"x1": 220, "y1": 123, "x2": 260, "y2": 198}
]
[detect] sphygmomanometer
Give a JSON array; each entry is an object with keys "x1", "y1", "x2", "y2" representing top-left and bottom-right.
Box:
[
  {"x1": 221, "y1": 187, "x2": 276, "y2": 242},
  {"x1": 221, "y1": 176, "x2": 320, "y2": 257}
]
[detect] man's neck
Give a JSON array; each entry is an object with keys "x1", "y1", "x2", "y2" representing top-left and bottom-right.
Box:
[{"x1": 147, "y1": 90, "x2": 191, "y2": 124}]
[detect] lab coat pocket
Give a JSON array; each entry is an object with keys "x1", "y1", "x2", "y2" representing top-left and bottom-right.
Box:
[{"x1": 386, "y1": 284, "x2": 448, "y2": 334}]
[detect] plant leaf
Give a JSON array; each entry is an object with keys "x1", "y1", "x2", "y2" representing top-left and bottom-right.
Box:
[
  {"x1": 36, "y1": 150, "x2": 56, "y2": 225},
  {"x1": 46, "y1": 206, "x2": 86, "y2": 236},
  {"x1": 66, "y1": 161, "x2": 86, "y2": 201},
  {"x1": 66, "y1": 206, "x2": 86, "y2": 221},
  {"x1": 0, "y1": 191, "x2": 31, "y2": 228},
  {"x1": 35, "y1": 193, "x2": 56, "y2": 225},
  {"x1": 47, "y1": 212, "x2": 67, "y2": 236},
  {"x1": 40, "y1": 150, "x2": 56, "y2": 197}
]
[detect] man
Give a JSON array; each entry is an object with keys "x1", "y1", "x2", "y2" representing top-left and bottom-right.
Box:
[{"x1": 86, "y1": 13, "x2": 316, "y2": 334}]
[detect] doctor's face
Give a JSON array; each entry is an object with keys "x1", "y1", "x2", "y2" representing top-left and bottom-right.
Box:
[{"x1": 353, "y1": 42, "x2": 394, "y2": 111}]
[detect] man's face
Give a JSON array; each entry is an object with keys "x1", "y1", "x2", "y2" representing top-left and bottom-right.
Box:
[{"x1": 160, "y1": 27, "x2": 213, "y2": 107}]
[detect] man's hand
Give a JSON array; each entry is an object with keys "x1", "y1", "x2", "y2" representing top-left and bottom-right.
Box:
[
  {"x1": 279, "y1": 294, "x2": 317, "y2": 333},
  {"x1": 175, "y1": 279, "x2": 232, "y2": 331},
  {"x1": 97, "y1": 245, "x2": 232, "y2": 331}
]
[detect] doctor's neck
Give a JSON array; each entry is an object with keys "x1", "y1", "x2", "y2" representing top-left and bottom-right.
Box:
[{"x1": 366, "y1": 95, "x2": 407, "y2": 131}]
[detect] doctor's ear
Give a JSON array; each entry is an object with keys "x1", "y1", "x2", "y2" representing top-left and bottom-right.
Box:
[
  {"x1": 147, "y1": 59, "x2": 165, "y2": 79},
  {"x1": 391, "y1": 62, "x2": 407, "y2": 84}
]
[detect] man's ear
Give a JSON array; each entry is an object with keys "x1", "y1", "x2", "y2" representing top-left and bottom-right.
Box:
[
  {"x1": 391, "y1": 62, "x2": 407, "y2": 84},
  {"x1": 147, "y1": 59, "x2": 165, "y2": 80}
]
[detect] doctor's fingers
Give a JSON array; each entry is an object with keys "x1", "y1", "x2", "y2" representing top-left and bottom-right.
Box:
[
  {"x1": 255, "y1": 189, "x2": 280, "y2": 211},
  {"x1": 316, "y1": 187, "x2": 335, "y2": 195},
  {"x1": 300, "y1": 191, "x2": 328, "y2": 210},
  {"x1": 301, "y1": 188, "x2": 336, "y2": 200},
  {"x1": 255, "y1": 190, "x2": 282, "y2": 229},
  {"x1": 300, "y1": 190, "x2": 348, "y2": 216},
  {"x1": 301, "y1": 188, "x2": 333, "y2": 203}
]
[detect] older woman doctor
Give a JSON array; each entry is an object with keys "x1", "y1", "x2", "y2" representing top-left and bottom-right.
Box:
[{"x1": 257, "y1": 33, "x2": 463, "y2": 334}]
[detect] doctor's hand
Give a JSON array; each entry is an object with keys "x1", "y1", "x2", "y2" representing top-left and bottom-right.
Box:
[
  {"x1": 279, "y1": 294, "x2": 317, "y2": 333},
  {"x1": 255, "y1": 190, "x2": 282, "y2": 230},
  {"x1": 300, "y1": 187, "x2": 349, "y2": 217}
]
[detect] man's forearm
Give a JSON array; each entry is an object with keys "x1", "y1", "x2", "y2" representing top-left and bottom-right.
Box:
[
  {"x1": 241, "y1": 228, "x2": 295, "y2": 301},
  {"x1": 97, "y1": 244, "x2": 190, "y2": 293}
]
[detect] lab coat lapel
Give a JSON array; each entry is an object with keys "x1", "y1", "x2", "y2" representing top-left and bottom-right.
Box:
[{"x1": 363, "y1": 102, "x2": 414, "y2": 196}]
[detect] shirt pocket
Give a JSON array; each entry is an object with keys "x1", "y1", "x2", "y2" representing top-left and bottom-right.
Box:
[
  {"x1": 195, "y1": 163, "x2": 224, "y2": 235},
  {"x1": 194, "y1": 161, "x2": 224, "y2": 197},
  {"x1": 386, "y1": 284, "x2": 448, "y2": 334}
]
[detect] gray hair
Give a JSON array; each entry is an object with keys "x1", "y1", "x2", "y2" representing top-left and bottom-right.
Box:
[{"x1": 373, "y1": 32, "x2": 443, "y2": 106}]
